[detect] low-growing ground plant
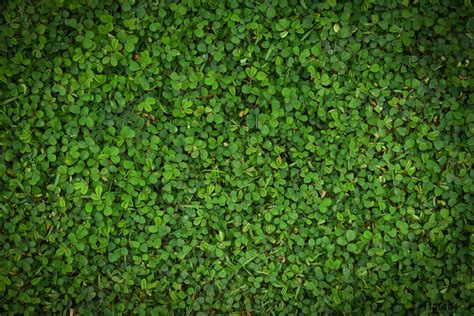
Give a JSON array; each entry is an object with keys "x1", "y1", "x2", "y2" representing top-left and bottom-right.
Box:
[{"x1": 0, "y1": 0, "x2": 473, "y2": 314}]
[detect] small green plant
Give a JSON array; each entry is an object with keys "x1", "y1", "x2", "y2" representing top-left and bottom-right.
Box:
[{"x1": 0, "y1": 0, "x2": 472, "y2": 315}]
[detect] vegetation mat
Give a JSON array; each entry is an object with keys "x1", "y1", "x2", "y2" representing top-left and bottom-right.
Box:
[{"x1": 0, "y1": 0, "x2": 473, "y2": 314}]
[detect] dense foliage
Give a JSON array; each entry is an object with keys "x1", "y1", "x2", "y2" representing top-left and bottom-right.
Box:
[{"x1": 1, "y1": 0, "x2": 473, "y2": 314}]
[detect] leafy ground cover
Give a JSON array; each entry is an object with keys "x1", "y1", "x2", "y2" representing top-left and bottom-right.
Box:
[{"x1": 1, "y1": 0, "x2": 473, "y2": 314}]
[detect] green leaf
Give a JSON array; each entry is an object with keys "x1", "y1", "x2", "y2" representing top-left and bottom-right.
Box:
[
  {"x1": 320, "y1": 198, "x2": 332, "y2": 213},
  {"x1": 370, "y1": 64, "x2": 380, "y2": 72},
  {"x1": 177, "y1": 245, "x2": 193, "y2": 260},
  {"x1": 345, "y1": 230, "x2": 357, "y2": 242},
  {"x1": 120, "y1": 126, "x2": 135, "y2": 139}
]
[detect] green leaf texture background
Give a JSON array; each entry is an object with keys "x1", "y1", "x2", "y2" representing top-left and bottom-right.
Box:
[{"x1": 0, "y1": 0, "x2": 473, "y2": 314}]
